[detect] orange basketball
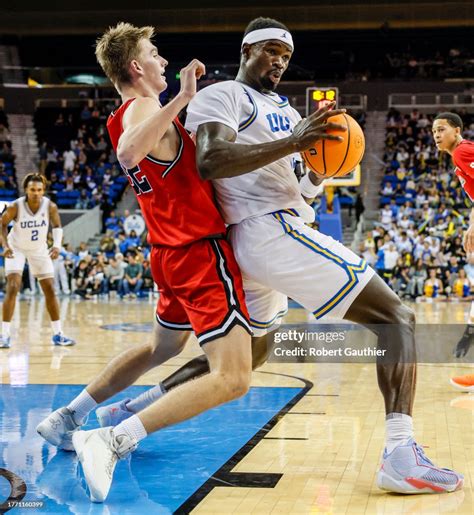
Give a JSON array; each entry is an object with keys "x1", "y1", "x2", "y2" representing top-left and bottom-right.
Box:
[{"x1": 302, "y1": 113, "x2": 365, "y2": 178}]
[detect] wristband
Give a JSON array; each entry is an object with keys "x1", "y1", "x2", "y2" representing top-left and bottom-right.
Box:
[
  {"x1": 52, "y1": 227, "x2": 63, "y2": 248},
  {"x1": 300, "y1": 173, "x2": 326, "y2": 198}
]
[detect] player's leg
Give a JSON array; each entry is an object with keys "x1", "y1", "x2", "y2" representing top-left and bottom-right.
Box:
[
  {"x1": 73, "y1": 325, "x2": 251, "y2": 502},
  {"x1": 31, "y1": 253, "x2": 75, "y2": 346},
  {"x1": 452, "y1": 300, "x2": 474, "y2": 359},
  {"x1": 94, "y1": 270, "x2": 283, "y2": 419},
  {"x1": 344, "y1": 273, "x2": 416, "y2": 416},
  {"x1": 1, "y1": 249, "x2": 26, "y2": 347},
  {"x1": 70, "y1": 239, "x2": 253, "y2": 502},
  {"x1": 239, "y1": 211, "x2": 462, "y2": 494},
  {"x1": 143, "y1": 332, "x2": 272, "y2": 398},
  {"x1": 36, "y1": 321, "x2": 192, "y2": 449}
]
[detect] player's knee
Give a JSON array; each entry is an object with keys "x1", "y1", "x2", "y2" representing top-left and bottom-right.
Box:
[
  {"x1": 390, "y1": 302, "x2": 416, "y2": 329},
  {"x1": 6, "y1": 279, "x2": 20, "y2": 295},
  {"x1": 221, "y1": 369, "x2": 251, "y2": 400}
]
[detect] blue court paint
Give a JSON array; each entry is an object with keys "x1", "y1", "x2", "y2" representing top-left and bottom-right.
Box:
[{"x1": 0, "y1": 384, "x2": 302, "y2": 514}]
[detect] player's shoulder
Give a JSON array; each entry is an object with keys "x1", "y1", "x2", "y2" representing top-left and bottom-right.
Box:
[
  {"x1": 196, "y1": 81, "x2": 246, "y2": 100},
  {"x1": 454, "y1": 139, "x2": 474, "y2": 157}
]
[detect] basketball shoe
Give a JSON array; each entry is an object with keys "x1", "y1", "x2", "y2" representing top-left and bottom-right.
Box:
[
  {"x1": 450, "y1": 374, "x2": 474, "y2": 392},
  {"x1": 52, "y1": 334, "x2": 76, "y2": 346},
  {"x1": 36, "y1": 407, "x2": 82, "y2": 451},
  {"x1": 72, "y1": 427, "x2": 138, "y2": 502},
  {"x1": 377, "y1": 439, "x2": 463, "y2": 494},
  {"x1": 96, "y1": 399, "x2": 134, "y2": 428},
  {"x1": 0, "y1": 335, "x2": 10, "y2": 348}
]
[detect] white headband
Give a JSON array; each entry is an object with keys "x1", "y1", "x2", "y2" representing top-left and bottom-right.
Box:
[{"x1": 241, "y1": 28, "x2": 294, "y2": 51}]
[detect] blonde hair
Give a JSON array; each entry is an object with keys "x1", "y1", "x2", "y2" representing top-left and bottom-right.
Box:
[{"x1": 95, "y1": 22, "x2": 155, "y2": 86}]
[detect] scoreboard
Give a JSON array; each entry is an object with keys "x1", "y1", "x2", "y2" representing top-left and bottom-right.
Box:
[{"x1": 306, "y1": 87, "x2": 339, "y2": 116}]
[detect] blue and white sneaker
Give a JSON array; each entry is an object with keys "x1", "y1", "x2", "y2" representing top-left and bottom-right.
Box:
[
  {"x1": 0, "y1": 335, "x2": 10, "y2": 348},
  {"x1": 377, "y1": 439, "x2": 464, "y2": 494},
  {"x1": 36, "y1": 407, "x2": 82, "y2": 451},
  {"x1": 96, "y1": 399, "x2": 133, "y2": 428},
  {"x1": 52, "y1": 334, "x2": 76, "y2": 346}
]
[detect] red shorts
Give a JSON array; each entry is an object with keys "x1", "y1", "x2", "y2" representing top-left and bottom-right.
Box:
[{"x1": 151, "y1": 237, "x2": 252, "y2": 346}]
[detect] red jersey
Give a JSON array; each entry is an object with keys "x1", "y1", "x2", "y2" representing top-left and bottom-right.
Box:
[
  {"x1": 453, "y1": 139, "x2": 474, "y2": 202},
  {"x1": 107, "y1": 98, "x2": 225, "y2": 247}
]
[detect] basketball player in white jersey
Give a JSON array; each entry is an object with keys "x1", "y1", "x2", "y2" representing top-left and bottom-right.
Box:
[
  {"x1": 0, "y1": 173, "x2": 75, "y2": 348},
  {"x1": 93, "y1": 18, "x2": 463, "y2": 494}
]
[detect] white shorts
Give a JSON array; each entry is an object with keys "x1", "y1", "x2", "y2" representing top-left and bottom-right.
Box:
[
  {"x1": 5, "y1": 247, "x2": 54, "y2": 280},
  {"x1": 228, "y1": 210, "x2": 375, "y2": 336}
]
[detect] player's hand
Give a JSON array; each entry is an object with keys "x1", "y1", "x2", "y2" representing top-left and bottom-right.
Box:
[
  {"x1": 463, "y1": 224, "x2": 474, "y2": 253},
  {"x1": 290, "y1": 102, "x2": 347, "y2": 152},
  {"x1": 3, "y1": 246, "x2": 14, "y2": 259},
  {"x1": 49, "y1": 247, "x2": 60, "y2": 260},
  {"x1": 179, "y1": 59, "x2": 206, "y2": 101}
]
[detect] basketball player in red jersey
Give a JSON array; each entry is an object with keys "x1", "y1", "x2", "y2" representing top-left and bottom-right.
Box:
[
  {"x1": 433, "y1": 112, "x2": 474, "y2": 387},
  {"x1": 36, "y1": 22, "x2": 252, "y2": 502}
]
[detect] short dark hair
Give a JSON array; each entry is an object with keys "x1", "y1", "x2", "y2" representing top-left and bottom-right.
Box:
[
  {"x1": 23, "y1": 172, "x2": 47, "y2": 191},
  {"x1": 243, "y1": 17, "x2": 289, "y2": 37},
  {"x1": 434, "y1": 112, "x2": 463, "y2": 130}
]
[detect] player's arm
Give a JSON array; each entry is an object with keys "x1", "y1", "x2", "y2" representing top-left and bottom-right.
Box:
[
  {"x1": 196, "y1": 102, "x2": 346, "y2": 180},
  {"x1": 1, "y1": 204, "x2": 17, "y2": 258},
  {"x1": 49, "y1": 202, "x2": 62, "y2": 259},
  {"x1": 118, "y1": 60, "x2": 205, "y2": 169}
]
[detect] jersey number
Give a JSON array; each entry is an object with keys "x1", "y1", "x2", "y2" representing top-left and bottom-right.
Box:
[
  {"x1": 123, "y1": 165, "x2": 152, "y2": 195},
  {"x1": 31, "y1": 230, "x2": 38, "y2": 241}
]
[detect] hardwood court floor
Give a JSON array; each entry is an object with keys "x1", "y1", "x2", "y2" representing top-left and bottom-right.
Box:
[{"x1": 0, "y1": 296, "x2": 472, "y2": 514}]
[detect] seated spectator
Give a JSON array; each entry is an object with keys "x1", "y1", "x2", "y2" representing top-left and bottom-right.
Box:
[
  {"x1": 423, "y1": 268, "x2": 444, "y2": 300},
  {"x1": 408, "y1": 259, "x2": 427, "y2": 298},
  {"x1": 100, "y1": 230, "x2": 117, "y2": 258},
  {"x1": 74, "y1": 259, "x2": 92, "y2": 299},
  {"x1": 122, "y1": 254, "x2": 143, "y2": 298},
  {"x1": 453, "y1": 269, "x2": 471, "y2": 299},
  {"x1": 104, "y1": 257, "x2": 124, "y2": 296},
  {"x1": 141, "y1": 259, "x2": 154, "y2": 291}
]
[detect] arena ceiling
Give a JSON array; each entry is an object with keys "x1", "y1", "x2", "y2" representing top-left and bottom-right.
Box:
[{"x1": 1, "y1": 1, "x2": 473, "y2": 35}]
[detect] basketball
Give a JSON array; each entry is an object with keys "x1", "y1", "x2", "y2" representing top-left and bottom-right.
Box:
[{"x1": 302, "y1": 113, "x2": 365, "y2": 178}]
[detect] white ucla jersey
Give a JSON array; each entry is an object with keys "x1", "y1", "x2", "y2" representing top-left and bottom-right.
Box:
[
  {"x1": 185, "y1": 81, "x2": 315, "y2": 225},
  {"x1": 8, "y1": 196, "x2": 50, "y2": 251}
]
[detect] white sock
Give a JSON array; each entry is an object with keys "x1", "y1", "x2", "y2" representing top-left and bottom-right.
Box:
[
  {"x1": 468, "y1": 302, "x2": 474, "y2": 325},
  {"x1": 125, "y1": 384, "x2": 165, "y2": 413},
  {"x1": 51, "y1": 320, "x2": 62, "y2": 335},
  {"x1": 385, "y1": 413, "x2": 414, "y2": 454},
  {"x1": 67, "y1": 389, "x2": 97, "y2": 424},
  {"x1": 2, "y1": 322, "x2": 11, "y2": 337},
  {"x1": 113, "y1": 414, "x2": 147, "y2": 442}
]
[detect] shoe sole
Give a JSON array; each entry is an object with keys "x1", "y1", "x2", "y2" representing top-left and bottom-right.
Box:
[
  {"x1": 449, "y1": 379, "x2": 474, "y2": 392},
  {"x1": 377, "y1": 470, "x2": 463, "y2": 494},
  {"x1": 72, "y1": 431, "x2": 107, "y2": 503}
]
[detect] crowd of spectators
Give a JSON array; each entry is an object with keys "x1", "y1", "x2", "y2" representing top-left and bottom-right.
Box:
[
  {"x1": 0, "y1": 208, "x2": 155, "y2": 300},
  {"x1": 34, "y1": 101, "x2": 128, "y2": 212},
  {"x1": 358, "y1": 107, "x2": 474, "y2": 302},
  {"x1": 0, "y1": 111, "x2": 19, "y2": 200}
]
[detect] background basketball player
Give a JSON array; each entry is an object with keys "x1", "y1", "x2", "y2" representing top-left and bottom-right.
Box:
[
  {"x1": 433, "y1": 112, "x2": 474, "y2": 390},
  {"x1": 0, "y1": 173, "x2": 75, "y2": 348}
]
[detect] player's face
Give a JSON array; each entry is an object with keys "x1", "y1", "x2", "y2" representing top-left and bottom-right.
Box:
[
  {"x1": 26, "y1": 181, "x2": 45, "y2": 203},
  {"x1": 432, "y1": 119, "x2": 460, "y2": 151},
  {"x1": 136, "y1": 39, "x2": 168, "y2": 93},
  {"x1": 245, "y1": 40, "x2": 292, "y2": 92}
]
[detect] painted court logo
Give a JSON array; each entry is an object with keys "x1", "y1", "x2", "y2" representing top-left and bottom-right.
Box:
[{"x1": 0, "y1": 468, "x2": 27, "y2": 512}]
